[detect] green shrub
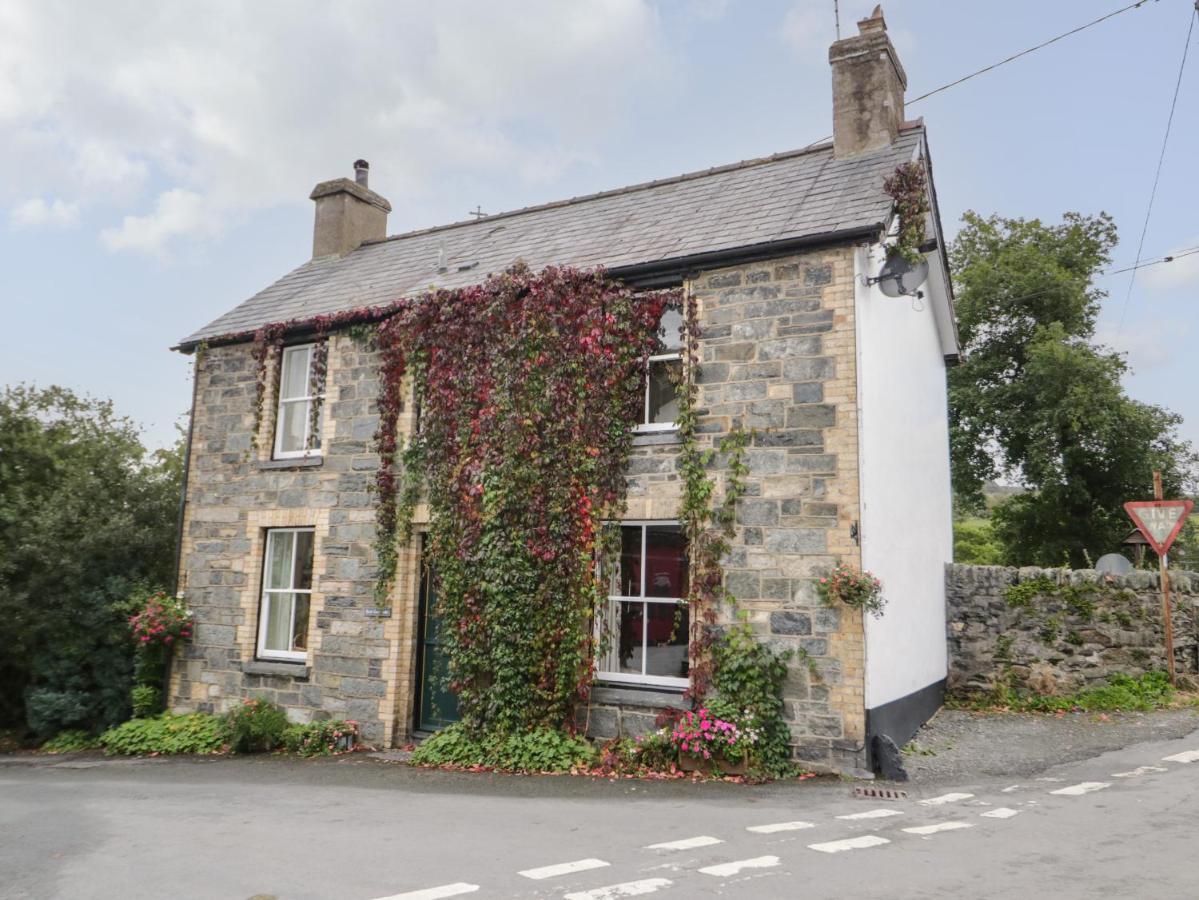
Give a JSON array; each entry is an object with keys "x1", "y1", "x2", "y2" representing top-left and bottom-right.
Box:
[
  {"x1": 410, "y1": 724, "x2": 596, "y2": 773},
  {"x1": 130, "y1": 685, "x2": 160, "y2": 719},
  {"x1": 222, "y1": 699, "x2": 289, "y2": 754},
  {"x1": 24, "y1": 689, "x2": 93, "y2": 739},
  {"x1": 41, "y1": 729, "x2": 99, "y2": 753},
  {"x1": 710, "y1": 623, "x2": 795, "y2": 778},
  {"x1": 281, "y1": 720, "x2": 360, "y2": 757},
  {"x1": 99, "y1": 713, "x2": 224, "y2": 756},
  {"x1": 952, "y1": 671, "x2": 1176, "y2": 714}
]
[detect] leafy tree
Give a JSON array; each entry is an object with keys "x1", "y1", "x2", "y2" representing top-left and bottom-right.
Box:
[
  {"x1": 0, "y1": 385, "x2": 182, "y2": 736},
  {"x1": 949, "y1": 212, "x2": 1196, "y2": 567},
  {"x1": 953, "y1": 518, "x2": 1004, "y2": 566}
]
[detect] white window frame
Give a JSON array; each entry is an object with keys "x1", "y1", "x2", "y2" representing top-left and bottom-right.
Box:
[
  {"x1": 597, "y1": 520, "x2": 689, "y2": 689},
  {"x1": 257, "y1": 527, "x2": 315, "y2": 663},
  {"x1": 633, "y1": 352, "x2": 683, "y2": 433},
  {"x1": 273, "y1": 343, "x2": 324, "y2": 460}
]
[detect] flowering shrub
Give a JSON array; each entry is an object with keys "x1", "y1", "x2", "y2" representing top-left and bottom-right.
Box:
[
  {"x1": 222, "y1": 698, "x2": 290, "y2": 753},
  {"x1": 282, "y1": 719, "x2": 360, "y2": 757},
  {"x1": 129, "y1": 591, "x2": 193, "y2": 647},
  {"x1": 816, "y1": 564, "x2": 885, "y2": 618},
  {"x1": 670, "y1": 707, "x2": 756, "y2": 762}
]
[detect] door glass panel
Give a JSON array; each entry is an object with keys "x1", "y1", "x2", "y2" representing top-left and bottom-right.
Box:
[
  {"x1": 291, "y1": 594, "x2": 310, "y2": 651},
  {"x1": 266, "y1": 532, "x2": 294, "y2": 589},
  {"x1": 280, "y1": 347, "x2": 310, "y2": 400},
  {"x1": 278, "y1": 400, "x2": 308, "y2": 453},
  {"x1": 645, "y1": 603, "x2": 688, "y2": 678},
  {"x1": 619, "y1": 526, "x2": 642, "y2": 597},
  {"x1": 645, "y1": 525, "x2": 686, "y2": 598},
  {"x1": 293, "y1": 531, "x2": 314, "y2": 590},
  {"x1": 263, "y1": 593, "x2": 292, "y2": 651},
  {"x1": 647, "y1": 358, "x2": 681, "y2": 424}
]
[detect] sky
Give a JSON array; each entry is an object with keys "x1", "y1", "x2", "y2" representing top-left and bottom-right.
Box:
[{"x1": 1, "y1": 0, "x2": 1196, "y2": 454}]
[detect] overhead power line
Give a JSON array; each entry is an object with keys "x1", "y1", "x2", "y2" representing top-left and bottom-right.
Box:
[
  {"x1": 1106, "y1": 245, "x2": 1199, "y2": 277},
  {"x1": 908, "y1": 0, "x2": 1159, "y2": 106},
  {"x1": 1115, "y1": 3, "x2": 1197, "y2": 335}
]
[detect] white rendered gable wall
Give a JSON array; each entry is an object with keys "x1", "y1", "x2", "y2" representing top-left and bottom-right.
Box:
[{"x1": 854, "y1": 241, "x2": 954, "y2": 710}]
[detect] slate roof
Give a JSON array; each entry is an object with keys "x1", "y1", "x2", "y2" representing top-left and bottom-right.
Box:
[{"x1": 180, "y1": 128, "x2": 923, "y2": 347}]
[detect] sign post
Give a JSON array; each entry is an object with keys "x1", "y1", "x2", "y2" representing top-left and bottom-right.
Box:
[{"x1": 1124, "y1": 473, "x2": 1194, "y2": 686}]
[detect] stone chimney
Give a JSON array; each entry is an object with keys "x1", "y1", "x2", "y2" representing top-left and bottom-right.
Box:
[
  {"x1": 309, "y1": 160, "x2": 391, "y2": 258},
  {"x1": 829, "y1": 5, "x2": 907, "y2": 158}
]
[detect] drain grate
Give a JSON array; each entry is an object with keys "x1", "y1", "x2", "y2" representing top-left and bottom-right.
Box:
[{"x1": 853, "y1": 785, "x2": 908, "y2": 801}]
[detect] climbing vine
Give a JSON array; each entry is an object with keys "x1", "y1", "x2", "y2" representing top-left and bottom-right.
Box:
[
  {"x1": 249, "y1": 323, "x2": 284, "y2": 450},
  {"x1": 307, "y1": 335, "x2": 329, "y2": 450},
  {"x1": 675, "y1": 285, "x2": 750, "y2": 700},
  {"x1": 374, "y1": 264, "x2": 676, "y2": 734},
  {"x1": 882, "y1": 161, "x2": 929, "y2": 265}
]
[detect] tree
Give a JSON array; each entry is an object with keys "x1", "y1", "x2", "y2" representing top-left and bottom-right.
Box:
[
  {"x1": 949, "y1": 212, "x2": 1196, "y2": 567},
  {"x1": 0, "y1": 385, "x2": 183, "y2": 736}
]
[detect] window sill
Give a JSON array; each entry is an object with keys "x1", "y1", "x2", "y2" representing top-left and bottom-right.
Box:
[
  {"x1": 256, "y1": 455, "x2": 323, "y2": 471},
  {"x1": 244, "y1": 660, "x2": 310, "y2": 680},
  {"x1": 591, "y1": 684, "x2": 690, "y2": 710},
  {"x1": 631, "y1": 430, "x2": 681, "y2": 447}
]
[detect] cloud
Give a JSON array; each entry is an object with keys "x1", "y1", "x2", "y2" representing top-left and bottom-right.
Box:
[
  {"x1": 0, "y1": 0, "x2": 673, "y2": 254},
  {"x1": 1095, "y1": 317, "x2": 1191, "y2": 375},
  {"x1": 99, "y1": 189, "x2": 221, "y2": 254},
  {"x1": 1142, "y1": 238, "x2": 1199, "y2": 294},
  {"x1": 10, "y1": 196, "x2": 80, "y2": 229}
]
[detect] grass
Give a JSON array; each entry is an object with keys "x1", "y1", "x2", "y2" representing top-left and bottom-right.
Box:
[{"x1": 948, "y1": 671, "x2": 1194, "y2": 714}]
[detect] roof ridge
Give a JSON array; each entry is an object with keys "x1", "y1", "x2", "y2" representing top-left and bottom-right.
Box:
[{"x1": 362, "y1": 138, "x2": 850, "y2": 248}]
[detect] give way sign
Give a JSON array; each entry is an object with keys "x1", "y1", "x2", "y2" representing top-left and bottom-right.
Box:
[{"x1": 1124, "y1": 500, "x2": 1194, "y2": 556}]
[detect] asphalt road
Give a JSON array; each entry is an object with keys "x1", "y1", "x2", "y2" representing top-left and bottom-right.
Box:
[{"x1": 4, "y1": 728, "x2": 1199, "y2": 900}]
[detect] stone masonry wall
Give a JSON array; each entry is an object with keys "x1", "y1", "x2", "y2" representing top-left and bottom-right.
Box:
[
  {"x1": 170, "y1": 334, "x2": 416, "y2": 745},
  {"x1": 174, "y1": 244, "x2": 868, "y2": 767},
  {"x1": 597, "y1": 247, "x2": 868, "y2": 772},
  {"x1": 947, "y1": 564, "x2": 1199, "y2": 696}
]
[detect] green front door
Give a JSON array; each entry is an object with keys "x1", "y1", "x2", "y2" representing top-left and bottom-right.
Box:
[{"x1": 415, "y1": 547, "x2": 459, "y2": 732}]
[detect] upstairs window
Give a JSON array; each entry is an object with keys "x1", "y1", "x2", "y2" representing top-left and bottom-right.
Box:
[
  {"x1": 257, "y1": 527, "x2": 314, "y2": 662},
  {"x1": 637, "y1": 307, "x2": 683, "y2": 431},
  {"x1": 598, "y1": 522, "x2": 689, "y2": 688},
  {"x1": 274, "y1": 344, "x2": 324, "y2": 458}
]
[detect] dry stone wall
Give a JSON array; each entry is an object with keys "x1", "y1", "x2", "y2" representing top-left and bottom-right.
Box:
[{"x1": 947, "y1": 564, "x2": 1199, "y2": 695}]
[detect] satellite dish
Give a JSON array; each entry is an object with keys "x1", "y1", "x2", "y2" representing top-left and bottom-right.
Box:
[
  {"x1": 872, "y1": 252, "x2": 930, "y2": 298},
  {"x1": 1095, "y1": 553, "x2": 1132, "y2": 575}
]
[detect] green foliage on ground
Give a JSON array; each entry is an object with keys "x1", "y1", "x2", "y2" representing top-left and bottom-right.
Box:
[
  {"x1": 40, "y1": 729, "x2": 100, "y2": 753},
  {"x1": 709, "y1": 623, "x2": 796, "y2": 778},
  {"x1": 954, "y1": 517, "x2": 1006, "y2": 565},
  {"x1": 409, "y1": 723, "x2": 597, "y2": 773},
  {"x1": 281, "y1": 720, "x2": 360, "y2": 757},
  {"x1": 221, "y1": 699, "x2": 290, "y2": 753},
  {"x1": 951, "y1": 671, "x2": 1177, "y2": 713},
  {"x1": 99, "y1": 713, "x2": 225, "y2": 756},
  {"x1": 0, "y1": 385, "x2": 183, "y2": 737},
  {"x1": 948, "y1": 212, "x2": 1196, "y2": 567}
]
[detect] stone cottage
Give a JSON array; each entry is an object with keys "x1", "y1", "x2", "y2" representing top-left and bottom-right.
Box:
[{"x1": 170, "y1": 8, "x2": 959, "y2": 772}]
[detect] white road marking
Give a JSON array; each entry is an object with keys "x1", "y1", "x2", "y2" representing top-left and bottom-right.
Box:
[
  {"x1": 1050, "y1": 782, "x2": 1110, "y2": 796},
  {"x1": 836, "y1": 808, "x2": 903, "y2": 820},
  {"x1": 809, "y1": 835, "x2": 891, "y2": 854},
  {"x1": 903, "y1": 821, "x2": 973, "y2": 836},
  {"x1": 1113, "y1": 765, "x2": 1168, "y2": 778},
  {"x1": 519, "y1": 859, "x2": 610, "y2": 880},
  {"x1": 980, "y1": 807, "x2": 1020, "y2": 819},
  {"x1": 746, "y1": 821, "x2": 816, "y2": 834},
  {"x1": 1162, "y1": 750, "x2": 1199, "y2": 764},
  {"x1": 698, "y1": 856, "x2": 780, "y2": 877},
  {"x1": 919, "y1": 792, "x2": 974, "y2": 806},
  {"x1": 1001, "y1": 785, "x2": 1021, "y2": 793},
  {"x1": 646, "y1": 836, "x2": 723, "y2": 851},
  {"x1": 372, "y1": 884, "x2": 480, "y2": 900},
  {"x1": 564, "y1": 878, "x2": 673, "y2": 899},
  {"x1": 1035, "y1": 777, "x2": 1064, "y2": 782}
]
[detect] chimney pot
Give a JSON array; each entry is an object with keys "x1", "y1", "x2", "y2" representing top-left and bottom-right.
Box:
[
  {"x1": 308, "y1": 162, "x2": 391, "y2": 258},
  {"x1": 829, "y1": 4, "x2": 907, "y2": 158}
]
